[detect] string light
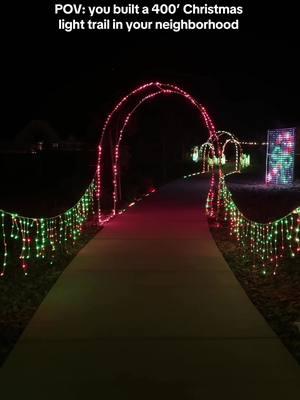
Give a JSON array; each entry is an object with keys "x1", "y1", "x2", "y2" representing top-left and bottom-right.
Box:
[
  {"x1": 0, "y1": 182, "x2": 97, "y2": 276},
  {"x1": 0, "y1": 84, "x2": 298, "y2": 278},
  {"x1": 97, "y1": 82, "x2": 218, "y2": 223},
  {"x1": 194, "y1": 129, "x2": 299, "y2": 272},
  {"x1": 222, "y1": 138, "x2": 242, "y2": 174},
  {"x1": 1, "y1": 82, "x2": 217, "y2": 276},
  {"x1": 240, "y1": 141, "x2": 267, "y2": 146},
  {"x1": 219, "y1": 175, "x2": 300, "y2": 273}
]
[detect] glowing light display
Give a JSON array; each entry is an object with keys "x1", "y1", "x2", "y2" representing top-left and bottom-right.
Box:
[
  {"x1": 207, "y1": 155, "x2": 226, "y2": 167},
  {"x1": 0, "y1": 182, "x2": 96, "y2": 277},
  {"x1": 220, "y1": 175, "x2": 300, "y2": 274},
  {"x1": 191, "y1": 146, "x2": 200, "y2": 162},
  {"x1": 240, "y1": 154, "x2": 250, "y2": 169},
  {"x1": 0, "y1": 82, "x2": 219, "y2": 277},
  {"x1": 0, "y1": 84, "x2": 299, "y2": 278},
  {"x1": 197, "y1": 131, "x2": 249, "y2": 171},
  {"x1": 202, "y1": 130, "x2": 299, "y2": 273},
  {"x1": 97, "y1": 82, "x2": 218, "y2": 224},
  {"x1": 266, "y1": 128, "x2": 296, "y2": 185}
]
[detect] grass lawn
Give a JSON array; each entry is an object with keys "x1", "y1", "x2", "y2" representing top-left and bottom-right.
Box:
[{"x1": 0, "y1": 225, "x2": 99, "y2": 367}]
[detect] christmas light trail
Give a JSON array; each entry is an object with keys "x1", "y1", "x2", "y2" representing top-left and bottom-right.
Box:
[{"x1": 0, "y1": 82, "x2": 299, "y2": 278}]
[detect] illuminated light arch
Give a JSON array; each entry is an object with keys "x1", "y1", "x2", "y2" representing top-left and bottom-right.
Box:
[
  {"x1": 96, "y1": 82, "x2": 219, "y2": 224},
  {"x1": 0, "y1": 81, "x2": 220, "y2": 277},
  {"x1": 221, "y1": 138, "x2": 243, "y2": 175},
  {"x1": 199, "y1": 141, "x2": 216, "y2": 173},
  {"x1": 0, "y1": 84, "x2": 299, "y2": 277},
  {"x1": 217, "y1": 130, "x2": 240, "y2": 144}
]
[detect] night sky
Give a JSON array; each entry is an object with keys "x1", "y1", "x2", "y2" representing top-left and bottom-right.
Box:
[{"x1": 3, "y1": 2, "x2": 299, "y2": 142}]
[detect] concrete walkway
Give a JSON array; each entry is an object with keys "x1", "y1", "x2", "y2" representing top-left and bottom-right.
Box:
[{"x1": 0, "y1": 178, "x2": 299, "y2": 399}]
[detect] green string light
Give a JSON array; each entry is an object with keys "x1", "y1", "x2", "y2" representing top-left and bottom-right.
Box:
[
  {"x1": 0, "y1": 180, "x2": 96, "y2": 276},
  {"x1": 220, "y1": 176, "x2": 300, "y2": 274}
]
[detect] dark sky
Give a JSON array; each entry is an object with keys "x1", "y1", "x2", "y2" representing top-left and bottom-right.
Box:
[{"x1": 3, "y1": 1, "x2": 299, "y2": 141}]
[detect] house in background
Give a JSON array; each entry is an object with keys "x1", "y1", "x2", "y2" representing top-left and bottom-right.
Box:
[
  {"x1": 9, "y1": 120, "x2": 89, "y2": 153},
  {"x1": 14, "y1": 120, "x2": 60, "y2": 152}
]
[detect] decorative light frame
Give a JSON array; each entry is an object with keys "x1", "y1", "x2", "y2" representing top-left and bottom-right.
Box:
[{"x1": 265, "y1": 128, "x2": 296, "y2": 185}]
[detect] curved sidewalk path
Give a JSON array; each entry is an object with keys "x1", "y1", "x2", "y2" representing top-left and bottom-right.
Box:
[{"x1": 0, "y1": 178, "x2": 299, "y2": 399}]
